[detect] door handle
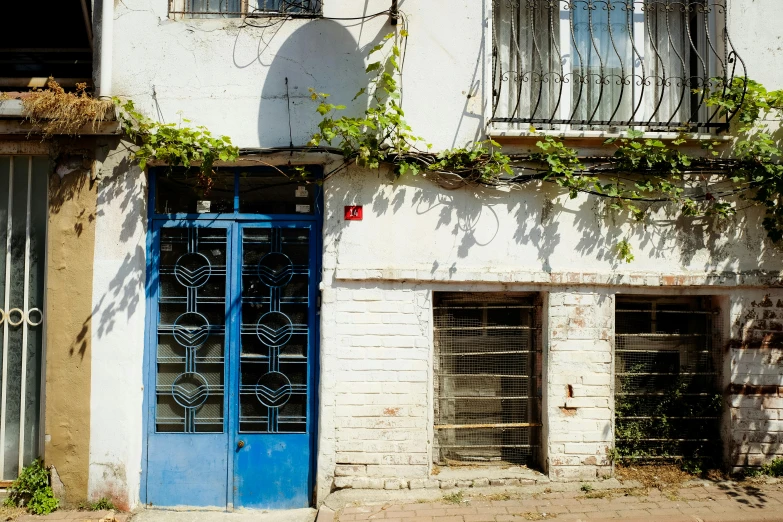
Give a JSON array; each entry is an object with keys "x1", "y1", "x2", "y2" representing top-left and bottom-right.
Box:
[{"x1": 237, "y1": 440, "x2": 245, "y2": 450}]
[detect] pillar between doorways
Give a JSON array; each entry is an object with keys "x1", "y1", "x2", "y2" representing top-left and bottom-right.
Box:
[{"x1": 544, "y1": 290, "x2": 614, "y2": 480}]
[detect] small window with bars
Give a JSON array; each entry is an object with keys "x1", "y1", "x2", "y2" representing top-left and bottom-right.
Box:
[
  {"x1": 168, "y1": 0, "x2": 321, "y2": 18},
  {"x1": 433, "y1": 293, "x2": 542, "y2": 468},
  {"x1": 614, "y1": 296, "x2": 722, "y2": 465}
]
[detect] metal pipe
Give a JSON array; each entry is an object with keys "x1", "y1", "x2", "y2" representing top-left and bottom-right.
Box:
[
  {"x1": 98, "y1": 0, "x2": 114, "y2": 97},
  {"x1": 390, "y1": 0, "x2": 398, "y2": 25},
  {"x1": 80, "y1": 0, "x2": 94, "y2": 47},
  {"x1": 18, "y1": 158, "x2": 31, "y2": 474},
  {"x1": 0, "y1": 160, "x2": 14, "y2": 479}
]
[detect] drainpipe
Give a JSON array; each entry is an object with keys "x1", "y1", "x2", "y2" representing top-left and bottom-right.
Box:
[{"x1": 98, "y1": 0, "x2": 114, "y2": 97}]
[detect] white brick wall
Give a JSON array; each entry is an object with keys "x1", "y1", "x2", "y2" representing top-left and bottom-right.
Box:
[
  {"x1": 317, "y1": 282, "x2": 783, "y2": 498},
  {"x1": 317, "y1": 283, "x2": 432, "y2": 497},
  {"x1": 545, "y1": 290, "x2": 614, "y2": 480},
  {"x1": 726, "y1": 291, "x2": 783, "y2": 472}
]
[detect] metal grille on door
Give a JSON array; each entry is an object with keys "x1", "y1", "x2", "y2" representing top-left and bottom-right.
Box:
[
  {"x1": 240, "y1": 228, "x2": 310, "y2": 433},
  {"x1": 156, "y1": 228, "x2": 227, "y2": 433},
  {"x1": 0, "y1": 156, "x2": 48, "y2": 480}
]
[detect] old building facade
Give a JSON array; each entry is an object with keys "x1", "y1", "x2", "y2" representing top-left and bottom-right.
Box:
[{"x1": 1, "y1": 0, "x2": 783, "y2": 512}]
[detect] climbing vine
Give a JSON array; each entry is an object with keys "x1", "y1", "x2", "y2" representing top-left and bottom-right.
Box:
[
  {"x1": 613, "y1": 373, "x2": 723, "y2": 473},
  {"x1": 308, "y1": 30, "x2": 783, "y2": 259},
  {"x1": 114, "y1": 99, "x2": 239, "y2": 191}
]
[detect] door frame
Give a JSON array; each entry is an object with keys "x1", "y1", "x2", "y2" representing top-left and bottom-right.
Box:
[{"x1": 140, "y1": 169, "x2": 323, "y2": 509}]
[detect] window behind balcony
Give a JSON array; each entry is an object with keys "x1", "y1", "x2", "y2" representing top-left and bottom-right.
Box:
[
  {"x1": 491, "y1": 0, "x2": 746, "y2": 132},
  {"x1": 169, "y1": 0, "x2": 321, "y2": 18}
]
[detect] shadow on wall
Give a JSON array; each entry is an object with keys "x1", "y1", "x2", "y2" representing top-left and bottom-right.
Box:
[
  {"x1": 568, "y1": 195, "x2": 783, "y2": 273},
  {"x1": 324, "y1": 170, "x2": 563, "y2": 273},
  {"x1": 323, "y1": 167, "x2": 783, "y2": 276},
  {"x1": 68, "y1": 149, "x2": 146, "y2": 347},
  {"x1": 91, "y1": 155, "x2": 146, "y2": 340},
  {"x1": 256, "y1": 19, "x2": 391, "y2": 147},
  {"x1": 728, "y1": 294, "x2": 783, "y2": 471}
]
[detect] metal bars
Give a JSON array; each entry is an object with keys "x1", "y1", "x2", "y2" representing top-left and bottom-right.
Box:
[
  {"x1": 0, "y1": 156, "x2": 47, "y2": 480},
  {"x1": 491, "y1": 1, "x2": 747, "y2": 132},
  {"x1": 614, "y1": 296, "x2": 722, "y2": 463},
  {"x1": 168, "y1": 0, "x2": 321, "y2": 17},
  {"x1": 433, "y1": 293, "x2": 541, "y2": 467},
  {"x1": 239, "y1": 227, "x2": 310, "y2": 434},
  {"x1": 156, "y1": 228, "x2": 227, "y2": 433}
]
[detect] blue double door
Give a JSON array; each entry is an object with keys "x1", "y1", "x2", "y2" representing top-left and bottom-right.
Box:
[{"x1": 145, "y1": 219, "x2": 318, "y2": 509}]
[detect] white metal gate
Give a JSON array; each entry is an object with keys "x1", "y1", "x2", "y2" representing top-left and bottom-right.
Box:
[{"x1": 0, "y1": 156, "x2": 47, "y2": 480}]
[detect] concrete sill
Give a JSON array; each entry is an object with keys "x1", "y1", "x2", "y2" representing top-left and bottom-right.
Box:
[
  {"x1": 489, "y1": 128, "x2": 734, "y2": 143},
  {"x1": 433, "y1": 465, "x2": 548, "y2": 485},
  {"x1": 0, "y1": 100, "x2": 120, "y2": 135}
]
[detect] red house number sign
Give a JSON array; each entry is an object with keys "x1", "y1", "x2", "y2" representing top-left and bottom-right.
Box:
[{"x1": 344, "y1": 206, "x2": 363, "y2": 221}]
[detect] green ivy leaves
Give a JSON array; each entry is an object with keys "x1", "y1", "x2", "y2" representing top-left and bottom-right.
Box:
[{"x1": 113, "y1": 98, "x2": 239, "y2": 180}]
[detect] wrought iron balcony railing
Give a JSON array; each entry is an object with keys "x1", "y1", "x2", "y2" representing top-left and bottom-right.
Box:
[
  {"x1": 168, "y1": 0, "x2": 321, "y2": 18},
  {"x1": 491, "y1": 0, "x2": 746, "y2": 132}
]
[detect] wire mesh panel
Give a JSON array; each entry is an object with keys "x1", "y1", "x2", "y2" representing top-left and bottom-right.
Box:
[
  {"x1": 615, "y1": 296, "x2": 722, "y2": 464},
  {"x1": 433, "y1": 293, "x2": 541, "y2": 468}
]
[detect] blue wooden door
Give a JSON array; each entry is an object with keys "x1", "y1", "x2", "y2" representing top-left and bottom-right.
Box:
[
  {"x1": 231, "y1": 223, "x2": 316, "y2": 509},
  {"x1": 145, "y1": 169, "x2": 319, "y2": 510},
  {"x1": 146, "y1": 222, "x2": 233, "y2": 508}
]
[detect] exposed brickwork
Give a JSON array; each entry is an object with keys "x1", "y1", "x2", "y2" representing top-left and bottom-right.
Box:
[
  {"x1": 319, "y1": 284, "x2": 432, "y2": 492},
  {"x1": 729, "y1": 291, "x2": 783, "y2": 472},
  {"x1": 319, "y1": 283, "x2": 783, "y2": 492},
  {"x1": 546, "y1": 291, "x2": 614, "y2": 480}
]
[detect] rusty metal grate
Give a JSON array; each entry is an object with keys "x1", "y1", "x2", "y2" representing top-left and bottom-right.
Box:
[
  {"x1": 615, "y1": 296, "x2": 722, "y2": 464},
  {"x1": 433, "y1": 293, "x2": 542, "y2": 468}
]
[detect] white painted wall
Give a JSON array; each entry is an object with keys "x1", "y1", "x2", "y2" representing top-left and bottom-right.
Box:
[
  {"x1": 87, "y1": 156, "x2": 147, "y2": 509},
  {"x1": 110, "y1": 0, "x2": 486, "y2": 150}
]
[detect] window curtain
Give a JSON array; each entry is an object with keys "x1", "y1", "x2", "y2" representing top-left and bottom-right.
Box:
[
  {"x1": 187, "y1": 0, "x2": 240, "y2": 17},
  {"x1": 644, "y1": 0, "x2": 707, "y2": 126},
  {"x1": 493, "y1": 0, "x2": 563, "y2": 128},
  {"x1": 571, "y1": 0, "x2": 635, "y2": 125}
]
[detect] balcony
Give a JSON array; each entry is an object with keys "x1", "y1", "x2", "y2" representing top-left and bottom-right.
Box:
[{"x1": 491, "y1": 0, "x2": 747, "y2": 133}]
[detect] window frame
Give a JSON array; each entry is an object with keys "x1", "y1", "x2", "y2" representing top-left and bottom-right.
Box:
[{"x1": 168, "y1": 0, "x2": 322, "y2": 20}]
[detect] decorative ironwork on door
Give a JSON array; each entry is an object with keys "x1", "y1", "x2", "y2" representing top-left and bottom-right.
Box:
[
  {"x1": 145, "y1": 168, "x2": 320, "y2": 509},
  {"x1": 240, "y1": 228, "x2": 310, "y2": 434},
  {"x1": 156, "y1": 228, "x2": 227, "y2": 433}
]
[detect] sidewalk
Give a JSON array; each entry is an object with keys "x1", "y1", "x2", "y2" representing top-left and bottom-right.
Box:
[
  {"x1": 329, "y1": 480, "x2": 783, "y2": 522},
  {"x1": 13, "y1": 506, "x2": 317, "y2": 522}
]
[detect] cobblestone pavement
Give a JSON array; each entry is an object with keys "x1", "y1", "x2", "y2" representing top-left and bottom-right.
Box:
[{"x1": 334, "y1": 482, "x2": 783, "y2": 522}]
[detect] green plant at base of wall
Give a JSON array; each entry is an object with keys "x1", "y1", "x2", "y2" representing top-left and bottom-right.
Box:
[
  {"x1": 78, "y1": 497, "x2": 115, "y2": 511},
  {"x1": 3, "y1": 459, "x2": 59, "y2": 515}
]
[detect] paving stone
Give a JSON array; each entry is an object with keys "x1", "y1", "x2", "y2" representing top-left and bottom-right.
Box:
[
  {"x1": 585, "y1": 512, "x2": 619, "y2": 519},
  {"x1": 614, "y1": 509, "x2": 651, "y2": 518},
  {"x1": 414, "y1": 509, "x2": 447, "y2": 517}
]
